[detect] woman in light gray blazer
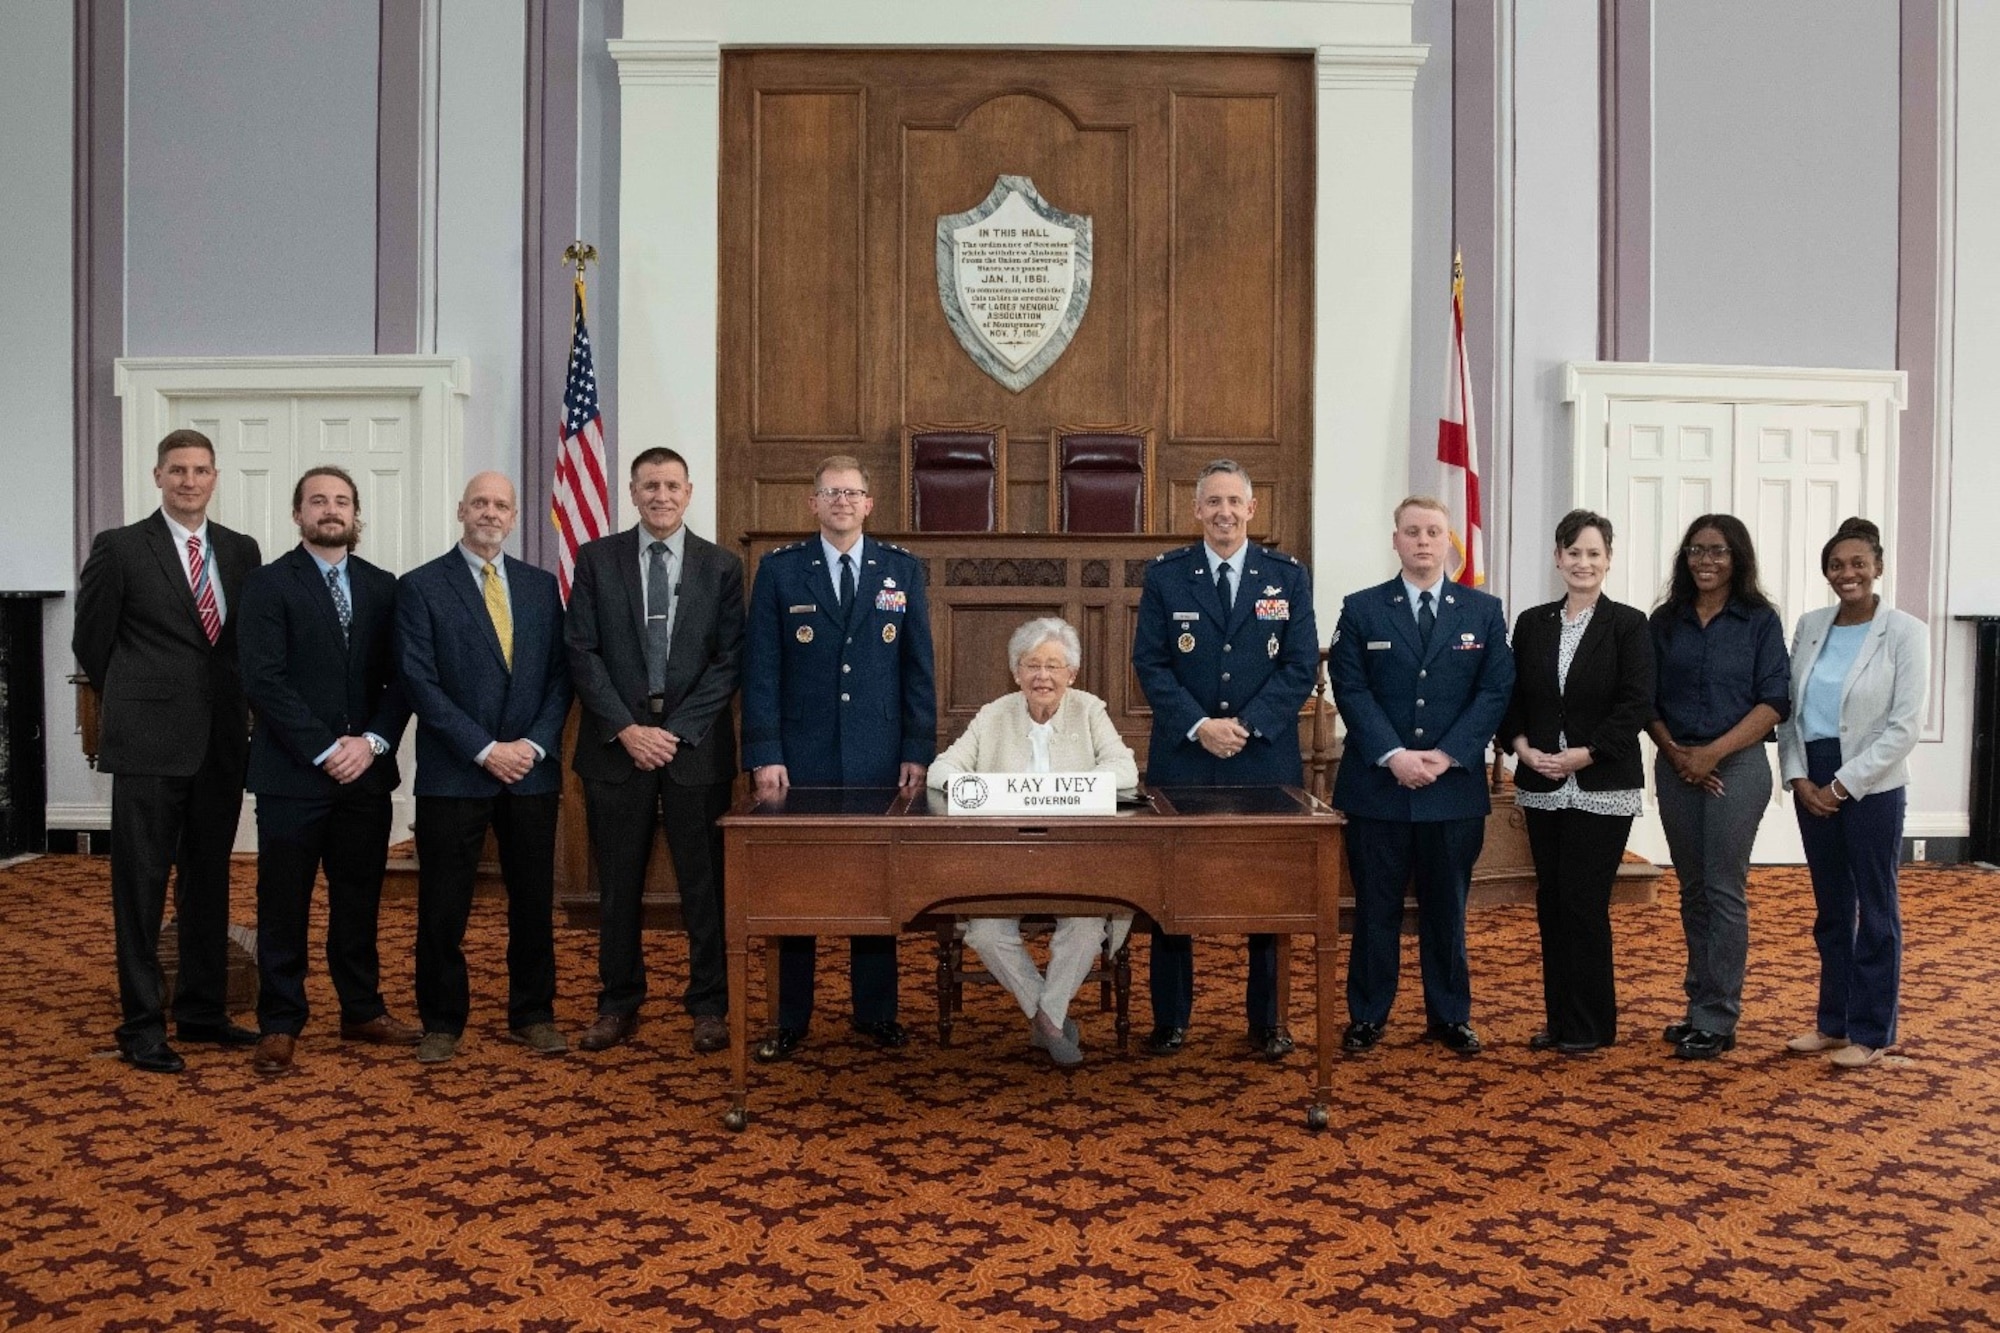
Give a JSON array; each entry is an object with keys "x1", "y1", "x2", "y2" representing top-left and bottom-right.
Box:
[
  {"x1": 1775, "y1": 518, "x2": 1928, "y2": 1069},
  {"x1": 927, "y1": 616, "x2": 1139, "y2": 1066}
]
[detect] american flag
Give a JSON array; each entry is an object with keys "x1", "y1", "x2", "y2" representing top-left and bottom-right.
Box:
[{"x1": 551, "y1": 279, "x2": 610, "y2": 601}]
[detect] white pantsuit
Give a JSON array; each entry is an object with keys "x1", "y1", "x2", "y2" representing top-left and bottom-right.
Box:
[{"x1": 928, "y1": 689, "x2": 1139, "y2": 1029}]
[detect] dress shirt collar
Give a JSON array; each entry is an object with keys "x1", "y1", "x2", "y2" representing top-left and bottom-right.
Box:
[
  {"x1": 821, "y1": 534, "x2": 865, "y2": 586},
  {"x1": 639, "y1": 523, "x2": 686, "y2": 564},
  {"x1": 307, "y1": 546, "x2": 348, "y2": 578},
  {"x1": 1402, "y1": 575, "x2": 1445, "y2": 618},
  {"x1": 1203, "y1": 543, "x2": 1244, "y2": 581},
  {"x1": 161, "y1": 509, "x2": 210, "y2": 550},
  {"x1": 459, "y1": 543, "x2": 507, "y2": 583}
]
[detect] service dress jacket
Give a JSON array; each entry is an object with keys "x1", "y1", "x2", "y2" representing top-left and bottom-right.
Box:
[
  {"x1": 1131, "y1": 542, "x2": 1319, "y2": 786},
  {"x1": 238, "y1": 545, "x2": 410, "y2": 798},
  {"x1": 1328, "y1": 576, "x2": 1514, "y2": 822},
  {"x1": 395, "y1": 549, "x2": 571, "y2": 798},
  {"x1": 927, "y1": 688, "x2": 1139, "y2": 794},
  {"x1": 565, "y1": 526, "x2": 744, "y2": 788},
  {"x1": 1775, "y1": 603, "x2": 1927, "y2": 800},
  {"x1": 73, "y1": 511, "x2": 262, "y2": 777},
  {"x1": 1496, "y1": 596, "x2": 1654, "y2": 794},
  {"x1": 741, "y1": 535, "x2": 937, "y2": 786}
]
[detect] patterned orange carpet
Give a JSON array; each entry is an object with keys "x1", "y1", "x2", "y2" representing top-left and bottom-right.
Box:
[{"x1": 1, "y1": 854, "x2": 1997, "y2": 1330}]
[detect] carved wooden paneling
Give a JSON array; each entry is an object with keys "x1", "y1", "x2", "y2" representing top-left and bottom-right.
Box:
[
  {"x1": 721, "y1": 51, "x2": 1312, "y2": 555},
  {"x1": 752, "y1": 88, "x2": 866, "y2": 441},
  {"x1": 1170, "y1": 93, "x2": 1280, "y2": 444}
]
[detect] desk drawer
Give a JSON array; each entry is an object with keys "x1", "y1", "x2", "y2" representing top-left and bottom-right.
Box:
[{"x1": 895, "y1": 835, "x2": 1165, "y2": 911}]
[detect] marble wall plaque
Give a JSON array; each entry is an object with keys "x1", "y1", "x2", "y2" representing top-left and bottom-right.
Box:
[{"x1": 936, "y1": 175, "x2": 1093, "y2": 393}]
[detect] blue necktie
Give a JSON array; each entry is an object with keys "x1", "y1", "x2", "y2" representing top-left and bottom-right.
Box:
[
  {"x1": 1418, "y1": 589, "x2": 1436, "y2": 650},
  {"x1": 326, "y1": 567, "x2": 351, "y2": 642}
]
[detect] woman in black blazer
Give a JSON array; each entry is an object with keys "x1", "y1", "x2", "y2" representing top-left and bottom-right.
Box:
[{"x1": 1497, "y1": 509, "x2": 1655, "y2": 1053}]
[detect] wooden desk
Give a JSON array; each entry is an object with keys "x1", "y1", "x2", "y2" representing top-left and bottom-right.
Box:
[{"x1": 719, "y1": 784, "x2": 1347, "y2": 1131}]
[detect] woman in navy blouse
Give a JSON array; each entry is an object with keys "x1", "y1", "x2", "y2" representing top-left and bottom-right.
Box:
[
  {"x1": 1774, "y1": 518, "x2": 1927, "y2": 1069},
  {"x1": 1647, "y1": 514, "x2": 1791, "y2": 1061}
]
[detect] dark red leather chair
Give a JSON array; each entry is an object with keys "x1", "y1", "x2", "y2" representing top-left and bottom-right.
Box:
[
  {"x1": 901, "y1": 424, "x2": 1006, "y2": 531},
  {"x1": 1050, "y1": 425, "x2": 1155, "y2": 533}
]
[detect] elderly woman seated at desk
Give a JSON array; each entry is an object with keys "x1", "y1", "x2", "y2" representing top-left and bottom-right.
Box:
[{"x1": 927, "y1": 616, "x2": 1140, "y2": 1067}]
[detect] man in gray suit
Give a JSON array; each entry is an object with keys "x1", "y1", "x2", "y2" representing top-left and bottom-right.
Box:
[
  {"x1": 566, "y1": 447, "x2": 745, "y2": 1054},
  {"x1": 74, "y1": 428, "x2": 263, "y2": 1073}
]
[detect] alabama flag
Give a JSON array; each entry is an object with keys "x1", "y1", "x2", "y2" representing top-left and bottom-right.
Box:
[{"x1": 1438, "y1": 249, "x2": 1483, "y2": 587}]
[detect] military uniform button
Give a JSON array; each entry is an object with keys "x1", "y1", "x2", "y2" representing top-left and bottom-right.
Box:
[
  {"x1": 1221, "y1": 672, "x2": 1231, "y2": 682},
  {"x1": 1416, "y1": 699, "x2": 1425, "y2": 707},
  {"x1": 1419, "y1": 669, "x2": 1428, "y2": 679},
  {"x1": 1223, "y1": 643, "x2": 1233, "y2": 653},
  {"x1": 1414, "y1": 728, "x2": 1425, "y2": 738},
  {"x1": 842, "y1": 663, "x2": 851, "y2": 673},
  {"x1": 841, "y1": 693, "x2": 850, "y2": 702}
]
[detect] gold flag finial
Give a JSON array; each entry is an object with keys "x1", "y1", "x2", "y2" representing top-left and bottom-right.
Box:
[{"x1": 561, "y1": 241, "x2": 598, "y2": 277}]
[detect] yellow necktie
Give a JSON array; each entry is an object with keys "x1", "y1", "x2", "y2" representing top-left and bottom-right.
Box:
[{"x1": 482, "y1": 561, "x2": 514, "y2": 669}]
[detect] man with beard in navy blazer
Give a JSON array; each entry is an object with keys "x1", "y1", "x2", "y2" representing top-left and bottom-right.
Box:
[
  {"x1": 74, "y1": 429, "x2": 263, "y2": 1073},
  {"x1": 397, "y1": 472, "x2": 572, "y2": 1064},
  {"x1": 237, "y1": 466, "x2": 416, "y2": 1076},
  {"x1": 1131, "y1": 459, "x2": 1320, "y2": 1060},
  {"x1": 1328, "y1": 495, "x2": 1514, "y2": 1056},
  {"x1": 741, "y1": 454, "x2": 937, "y2": 1062}
]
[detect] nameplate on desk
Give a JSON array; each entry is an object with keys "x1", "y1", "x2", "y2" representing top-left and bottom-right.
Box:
[{"x1": 945, "y1": 771, "x2": 1117, "y2": 816}]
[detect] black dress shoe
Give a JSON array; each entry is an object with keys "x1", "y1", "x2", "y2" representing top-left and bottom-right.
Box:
[
  {"x1": 754, "y1": 1027, "x2": 806, "y2": 1063},
  {"x1": 178, "y1": 1022, "x2": 259, "y2": 1047},
  {"x1": 1662, "y1": 1022, "x2": 1695, "y2": 1045},
  {"x1": 1144, "y1": 1025, "x2": 1187, "y2": 1056},
  {"x1": 851, "y1": 1019, "x2": 908, "y2": 1049},
  {"x1": 1557, "y1": 1038, "x2": 1609, "y2": 1055},
  {"x1": 1341, "y1": 1021, "x2": 1384, "y2": 1052},
  {"x1": 1672, "y1": 1028, "x2": 1736, "y2": 1060},
  {"x1": 1527, "y1": 1029, "x2": 1560, "y2": 1052},
  {"x1": 1423, "y1": 1021, "x2": 1483, "y2": 1054},
  {"x1": 1248, "y1": 1025, "x2": 1295, "y2": 1061},
  {"x1": 119, "y1": 1040, "x2": 186, "y2": 1074}
]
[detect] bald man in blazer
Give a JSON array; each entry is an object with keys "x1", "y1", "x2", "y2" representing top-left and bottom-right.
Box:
[{"x1": 74, "y1": 428, "x2": 263, "y2": 1073}]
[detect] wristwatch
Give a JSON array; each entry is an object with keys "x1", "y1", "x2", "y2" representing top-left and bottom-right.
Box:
[{"x1": 367, "y1": 735, "x2": 389, "y2": 757}]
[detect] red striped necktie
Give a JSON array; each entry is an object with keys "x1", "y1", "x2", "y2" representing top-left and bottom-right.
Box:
[{"x1": 187, "y1": 534, "x2": 221, "y2": 645}]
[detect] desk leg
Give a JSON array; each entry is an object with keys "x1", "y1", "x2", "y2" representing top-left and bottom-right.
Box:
[
  {"x1": 1308, "y1": 929, "x2": 1334, "y2": 1131},
  {"x1": 724, "y1": 936, "x2": 750, "y2": 1132}
]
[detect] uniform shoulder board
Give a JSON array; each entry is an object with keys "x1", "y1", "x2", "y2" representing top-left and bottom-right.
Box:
[
  {"x1": 767, "y1": 539, "x2": 808, "y2": 556},
  {"x1": 1153, "y1": 543, "x2": 1199, "y2": 564},
  {"x1": 878, "y1": 540, "x2": 916, "y2": 557},
  {"x1": 1262, "y1": 548, "x2": 1301, "y2": 567}
]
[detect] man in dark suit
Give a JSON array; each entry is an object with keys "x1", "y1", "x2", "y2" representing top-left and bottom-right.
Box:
[
  {"x1": 1328, "y1": 495, "x2": 1515, "y2": 1055},
  {"x1": 741, "y1": 454, "x2": 937, "y2": 1062},
  {"x1": 1130, "y1": 459, "x2": 1320, "y2": 1060},
  {"x1": 566, "y1": 447, "x2": 744, "y2": 1055},
  {"x1": 73, "y1": 428, "x2": 263, "y2": 1073},
  {"x1": 396, "y1": 471, "x2": 573, "y2": 1064},
  {"x1": 237, "y1": 466, "x2": 417, "y2": 1076}
]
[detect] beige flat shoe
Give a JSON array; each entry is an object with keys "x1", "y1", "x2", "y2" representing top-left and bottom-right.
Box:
[
  {"x1": 1828, "y1": 1043, "x2": 1883, "y2": 1068},
  {"x1": 1786, "y1": 1031, "x2": 1850, "y2": 1053}
]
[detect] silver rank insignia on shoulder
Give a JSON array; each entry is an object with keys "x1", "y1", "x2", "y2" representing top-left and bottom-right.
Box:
[
  {"x1": 1267, "y1": 633, "x2": 1280, "y2": 659},
  {"x1": 1177, "y1": 632, "x2": 1195, "y2": 653}
]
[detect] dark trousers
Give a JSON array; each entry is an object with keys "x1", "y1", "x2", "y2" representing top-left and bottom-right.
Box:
[
  {"x1": 774, "y1": 936, "x2": 897, "y2": 1030},
  {"x1": 1148, "y1": 932, "x2": 1280, "y2": 1030},
  {"x1": 253, "y1": 787, "x2": 394, "y2": 1036},
  {"x1": 1796, "y1": 738, "x2": 1906, "y2": 1048},
  {"x1": 108, "y1": 755, "x2": 245, "y2": 1045},
  {"x1": 583, "y1": 771, "x2": 731, "y2": 1019},
  {"x1": 413, "y1": 791, "x2": 559, "y2": 1036},
  {"x1": 1523, "y1": 806, "x2": 1634, "y2": 1046},
  {"x1": 1344, "y1": 814, "x2": 1486, "y2": 1026}
]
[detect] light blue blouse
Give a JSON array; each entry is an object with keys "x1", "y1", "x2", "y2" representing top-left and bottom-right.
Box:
[{"x1": 1801, "y1": 622, "x2": 1868, "y2": 742}]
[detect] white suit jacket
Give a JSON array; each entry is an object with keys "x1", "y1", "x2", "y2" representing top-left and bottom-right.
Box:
[
  {"x1": 1775, "y1": 603, "x2": 1927, "y2": 799},
  {"x1": 927, "y1": 688, "x2": 1139, "y2": 794}
]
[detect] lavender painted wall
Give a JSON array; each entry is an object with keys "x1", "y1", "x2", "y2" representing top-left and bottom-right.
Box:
[
  {"x1": 126, "y1": 0, "x2": 378, "y2": 356},
  {"x1": 1652, "y1": 0, "x2": 1898, "y2": 370},
  {"x1": 1407, "y1": 0, "x2": 1454, "y2": 498}
]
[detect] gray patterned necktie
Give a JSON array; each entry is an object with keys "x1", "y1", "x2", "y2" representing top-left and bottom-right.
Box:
[
  {"x1": 326, "y1": 566, "x2": 351, "y2": 642},
  {"x1": 645, "y1": 540, "x2": 672, "y2": 692}
]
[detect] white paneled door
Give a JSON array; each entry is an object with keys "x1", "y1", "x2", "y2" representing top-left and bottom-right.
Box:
[{"x1": 1567, "y1": 363, "x2": 1906, "y2": 865}]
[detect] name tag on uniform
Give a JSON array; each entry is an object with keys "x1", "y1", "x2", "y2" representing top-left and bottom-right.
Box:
[
  {"x1": 1367, "y1": 640, "x2": 1392, "y2": 650},
  {"x1": 1172, "y1": 611, "x2": 1200, "y2": 621},
  {"x1": 789, "y1": 604, "x2": 816, "y2": 614},
  {"x1": 1255, "y1": 598, "x2": 1289, "y2": 621},
  {"x1": 876, "y1": 589, "x2": 907, "y2": 613},
  {"x1": 946, "y1": 771, "x2": 1117, "y2": 816}
]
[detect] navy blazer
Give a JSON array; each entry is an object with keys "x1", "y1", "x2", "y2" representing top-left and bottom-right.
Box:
[
  {"x1": 1132, "y1": 542, "x2": 1319, "y2": 786},
  {"x1": 239, "y1": 545, "x2": 410, "y2": 798},
  {"x1": 566, "y1": 525, "x2": 744, "y2": 787},
  {"x1": 741, "y1": 535, "x2": 937, "y2": 786},
  {"x1": 396, "y1": 548, "x2": 571, "y2": 798},
  {"x1": 1328, "y1": 576, "x2": 1514, "y2": 822}
]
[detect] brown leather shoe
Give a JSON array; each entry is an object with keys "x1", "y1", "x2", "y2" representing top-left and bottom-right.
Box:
[
  {"x1": 578, "y1": 1012, "x2": 640, "y2": 1051},
  {"x1": 252, "y1": 1033, "x2": 296, "y2": 1076},
  {"x1": 691, "y1": 1014, "x2": 729, "y2": 1054},
  {"x1": 340, "y1": 1014, "x2": 423, "y2": 1046}
]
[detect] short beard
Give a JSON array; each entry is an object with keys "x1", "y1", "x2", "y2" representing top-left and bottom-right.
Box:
[{"x1": 302, "y1": 517, "x2": 363, "y2": 552}]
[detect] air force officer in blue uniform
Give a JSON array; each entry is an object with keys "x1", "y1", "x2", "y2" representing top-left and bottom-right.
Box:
[
  {"x1": 742, "y1": 455, "x2": 938, "y2": 1061},
  {"x1": 1132, "y1": 460, "x2": 1319, "y2": 1060},
  {"x1": 1329, "y1": 495, "x2": 1514, "y2": 1055}
]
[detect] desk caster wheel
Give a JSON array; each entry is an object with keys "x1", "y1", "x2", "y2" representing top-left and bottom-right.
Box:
[
  {"x1": 1306, "y1": 1104, "x2": 1329, "y2": 1131},
  {"x1": 723, "y1": 1106, "x2": 749, "y2": 1132}
]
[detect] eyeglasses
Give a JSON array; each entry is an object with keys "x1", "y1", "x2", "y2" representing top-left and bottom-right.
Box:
[
  {"x1": 1684, "y1": 544, "x2": 1732, "y2": 563},
  {"x1": 814, "y1": 487, "x2": 869, "y2": 502}
]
